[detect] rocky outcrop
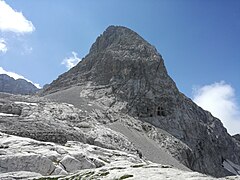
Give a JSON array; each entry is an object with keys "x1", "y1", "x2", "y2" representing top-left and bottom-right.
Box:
[
  {"x1": 0, "y1": 154, "x2": 55, "y2": 175},
  {"x1": 42, "y1": 26, "x2": 240, "y2": 177},
  {"x1": 0, "y1": 132, "x2": 142, "y2": 178},
  {"x1": 0, "y1": 93, "x2": 136, "y2": 152},
  {"x1": 0, "y1": 93, "x2": 189, "y2": 171},
  {"x1": 59, "y1": 155, "x2": 95, "y2": 173},
  {"x1": 233, "y1": 134, "x2": 240, "y2": 147},
  {"x1": 0, "y1": 74, "x2": 39, "y2": 95},
  {"x1": 233, "y1": 134, "x2": 240, "y2": 142}
]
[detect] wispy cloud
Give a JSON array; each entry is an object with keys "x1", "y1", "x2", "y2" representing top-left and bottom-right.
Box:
[
  {"x1": 61, "y1": 51, "x2": 81, "y2": 70},
  {"x1": 0, "y1": 0, "x2": 35, "y2": 33},
  {"x1": 192, "y1": 81, "x2": 240, "y2": 135},
  {"x1": 0, "y1": 38, "x2": 7, "y2": 53},
  {"x1": 0, "y1": 67, "x2": 41, "y2": 89}
]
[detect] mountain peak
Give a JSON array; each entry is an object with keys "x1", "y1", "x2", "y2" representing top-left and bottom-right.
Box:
[
  {"x1": 43, "y1": 26, "x2": 168, "y2": 93},
  {"x1": 41, "y1": 26, "x2": 240, "y2": 177},
  {"x1": 89, "y1": 25, "x2": 157, "y2": 56}
]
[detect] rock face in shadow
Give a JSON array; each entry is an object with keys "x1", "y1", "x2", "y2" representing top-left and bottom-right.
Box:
[
  {"x1": 41, "y1": 25, "x2": 240, "y2": 177},
  {"x1": 233, "y1": 134, "x2": 240, "y2": 142},
  {"x1": 0, "y1": 74, "x2": 39, "y2": 95},
  {"x1": 233, "y1": 134, "x2": 240, "y2": 147}
]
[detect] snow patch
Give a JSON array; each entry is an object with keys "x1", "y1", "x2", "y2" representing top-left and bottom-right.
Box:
[
  {"x1": 14, "y1": 101, "x2": 38, "y2": 106},
  {"x1": 0, "y1": 113, "x2": 18, "y2": 117}
]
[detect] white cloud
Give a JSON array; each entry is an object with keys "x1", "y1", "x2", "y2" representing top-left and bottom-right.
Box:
[
  {"x1": 61, "y1": 51, "x2": 81, "y2": 70},
  {"x1": 0, "y1": 67, "x2": 41, "y2": 88},
  {"x1": 0, "y1": 38, "x2": 7, "y2": 53},
  {"x1": 0, "y1": 0, "x2": 35, "y2": 33},
  {"x1": 192, "y1": 81, "x2": 240, "y2": 135}
]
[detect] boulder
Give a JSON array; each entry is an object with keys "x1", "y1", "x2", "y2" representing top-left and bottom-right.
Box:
[{"x1": 60, "y1": 155, "x2": 95, "y2": 173}]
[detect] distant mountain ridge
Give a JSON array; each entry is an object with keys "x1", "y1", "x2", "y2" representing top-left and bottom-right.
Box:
[{"x1": 0, "y1": 74, "x2": 39, "y2": 95}]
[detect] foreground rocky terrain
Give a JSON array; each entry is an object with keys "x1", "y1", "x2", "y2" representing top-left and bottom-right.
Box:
[
  {"x1": 0, "y1": 93, "x2": 192, "y2": 178},
  {"x1": 0, "y1": 130, "x2": 239, "y2": 180},
  {"x1": 0, "y1": 74, "x2": 39, "y2": 95},
  {"x1": 0, "y1": 26, "x2": 240, "y2": 179}
]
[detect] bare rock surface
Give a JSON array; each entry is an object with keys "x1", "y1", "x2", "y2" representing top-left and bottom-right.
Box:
[
  {"x1": 41, "y1": 25, "x2": 240, "y2": 177},
  {"x1": 59, "y1": 154, "x2": 95, "y2": 173},
  {"x1": 0, "y1": 171, "x2": 42, "y2": 180},
  {"x1": 0, "y1": 132, "x2": 143, "y2": 179},
  {"x1": 0, "y1": 92, "x2": 190, "y2": 172},
  {"x1": 54, "y1": 163, "x2": 240, "y2": 180},
  {"x1": 233, "y1": 134, "x2": 240, "y2": 146},
  {"x1": 0, "y1": 92, "x2": 135, "y2": 153},
  {"x1": 0, "y1": 153, "x2": 55, "y2": 175},
  {"x1": 1, "y1": 132, "x2": 239, "y2": 180}
]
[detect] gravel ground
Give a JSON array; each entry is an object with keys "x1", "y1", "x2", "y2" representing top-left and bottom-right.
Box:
[{"x1": 108, "y1": 122, "x2": 190, "y2": 171}]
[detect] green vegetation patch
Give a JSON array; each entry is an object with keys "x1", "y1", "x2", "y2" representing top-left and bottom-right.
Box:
[
  {"x1": 119, "y1": 174, "x2": 134, "y2": 179},
  {"x1": 33, "y1": 177, "x2": 59, "y2": 180},
  {"x1": 99, "y1": 171, "x2": 110, "y2": 177},
  {"x1": 130, "y1": 164, "x2": 144, "y2": 168},
  {"x1": 109, "y1": 166, "x2": 126, "y2": 170}
]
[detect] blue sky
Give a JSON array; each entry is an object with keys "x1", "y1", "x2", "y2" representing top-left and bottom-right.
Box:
[{"x1": 0, "y1": 0, "x2": 240, "y2": 134}]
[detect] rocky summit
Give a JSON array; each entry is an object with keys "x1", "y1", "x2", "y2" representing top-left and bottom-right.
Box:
[{"x1": 1, "y1": 25, "x2": 240, "y2": 179}]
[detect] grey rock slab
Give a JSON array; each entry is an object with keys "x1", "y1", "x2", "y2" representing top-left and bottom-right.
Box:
[
  {"x1": 0, "y1": 154, "x2": 55, "y2": 175},
  {"x1": 60, "y1": 155, "x2": 95, "y2": 173},
  {"x1": 51, "y1": 165, "x2": 68, "y2": 175},
  {"x1": 0, "y1": 171, "x2": 42, "y2": 180}
]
